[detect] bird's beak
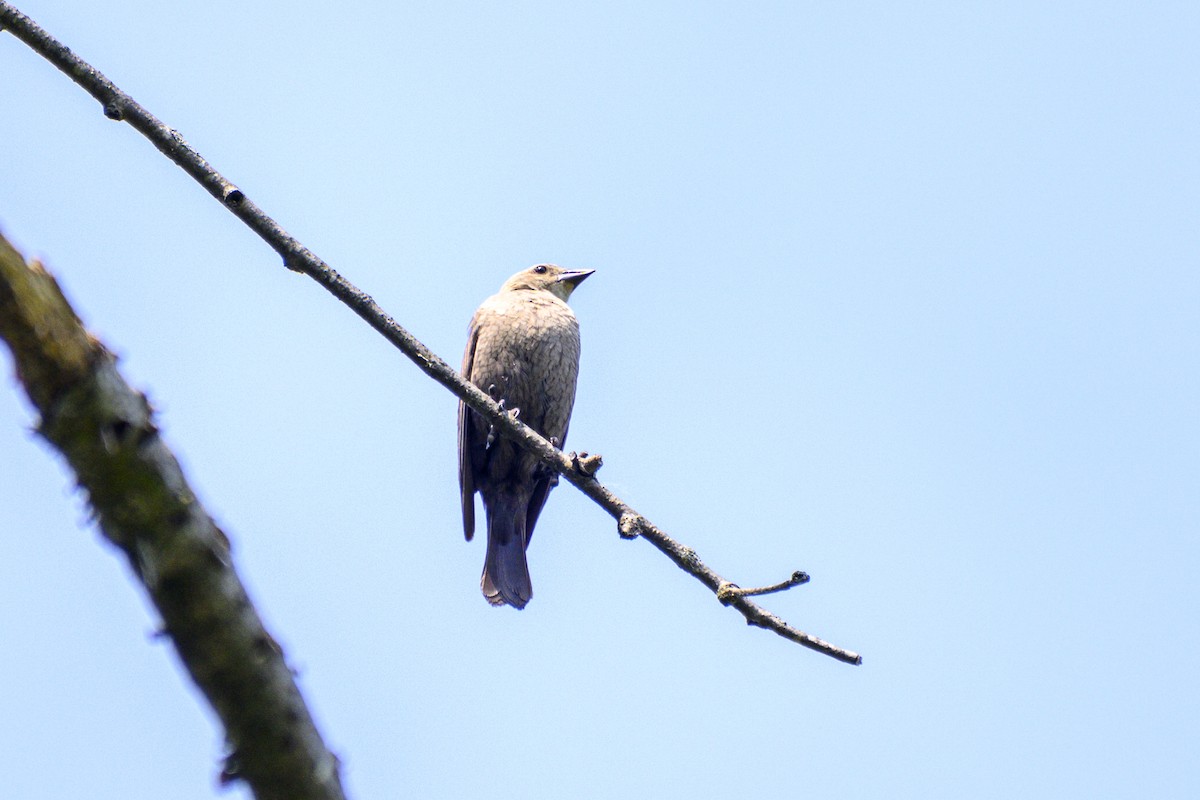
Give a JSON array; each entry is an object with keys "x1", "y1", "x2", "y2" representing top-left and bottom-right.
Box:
[{"x1": 556, "y1": 269, "x2": 595, "y2": 287}]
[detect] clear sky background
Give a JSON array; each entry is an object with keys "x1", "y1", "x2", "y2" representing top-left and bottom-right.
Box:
[{"x1": 2, "y1": 2, "x2": 1197, "y2": 798}]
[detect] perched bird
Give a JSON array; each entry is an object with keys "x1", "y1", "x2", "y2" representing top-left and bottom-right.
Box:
[{"x1": 458, "y1": 264, "x2": 593, "y2": 608}]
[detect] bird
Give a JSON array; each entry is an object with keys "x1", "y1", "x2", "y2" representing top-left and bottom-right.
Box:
[{"x1": 458, "y1": 263, "x2": 593, "y2": 608}]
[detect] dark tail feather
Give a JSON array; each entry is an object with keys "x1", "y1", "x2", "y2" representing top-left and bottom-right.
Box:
[{"x1": 481, "y1": 494, "x2": 532, "y2": 609}]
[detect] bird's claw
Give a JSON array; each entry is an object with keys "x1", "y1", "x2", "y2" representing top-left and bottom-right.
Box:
[{"x1": 484, "y1": 397, "x2": 520, "y2": 450}]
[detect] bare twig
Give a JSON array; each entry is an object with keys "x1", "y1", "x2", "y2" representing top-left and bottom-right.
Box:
[
  {"x1": 718, "y1": 571, "x2": 810, "y2": 602},
  {"x1": 0, "y1": 234, "x2": 347, "y2": 800},
  {"x1": 0, "y1": 3, "x2": 861, "y2": 666}
]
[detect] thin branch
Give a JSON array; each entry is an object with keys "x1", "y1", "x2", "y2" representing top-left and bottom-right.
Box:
[
  {"x1": 718, "y1": 571, "x2": 810, "y2": 602},
  {"x1": 0, "y1": 3, "x2": 861, "y2": 666},
  {"x1": 0, "y1": 233, "x2": 347, "y2": 799}
]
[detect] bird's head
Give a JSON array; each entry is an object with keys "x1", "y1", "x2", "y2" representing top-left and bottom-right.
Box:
[{"x1": 501, "y1": 263, "x2": 594, "y2": 301}]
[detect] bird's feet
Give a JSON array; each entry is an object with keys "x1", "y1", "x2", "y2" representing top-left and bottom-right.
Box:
[{"x1": 485, "y1": 396, "x2": 520, "y2": 449}]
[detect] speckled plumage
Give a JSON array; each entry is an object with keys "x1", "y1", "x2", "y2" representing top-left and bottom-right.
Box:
[{"x1": 458, "y1": 264, "x2": 592, "y2": 608}]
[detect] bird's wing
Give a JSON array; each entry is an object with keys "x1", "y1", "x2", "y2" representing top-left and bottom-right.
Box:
[
  {"x1": 524, "y1": 478, "x2": 551, "y2": 546},
  {"x1": 524, "y1": 421, "x2": 567, "y2": 545},
  {"x1": 458, "y1": 317, "x2": 480, "y2": 541}
]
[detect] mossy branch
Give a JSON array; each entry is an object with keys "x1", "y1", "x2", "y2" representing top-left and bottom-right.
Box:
[{"x1": 0, "y1": 232, "x2": 347, "y2": 800}]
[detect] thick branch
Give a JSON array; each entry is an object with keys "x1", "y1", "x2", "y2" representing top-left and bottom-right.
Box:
[
  {"x1": 0, "y1": 233, "x2": 347, "y2": 800},
  {"x1": 0, "y1": 3, "x2": 861, "y2": 665}
]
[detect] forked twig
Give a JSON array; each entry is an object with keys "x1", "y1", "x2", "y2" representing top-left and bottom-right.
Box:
[{"x1": 718, "y1": 571, "x2": 810, "y2": 603}]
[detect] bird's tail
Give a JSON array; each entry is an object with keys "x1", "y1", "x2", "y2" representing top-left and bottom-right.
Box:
[{"x1": 481, "y1": 494, "x2": 533, "y2": 609}]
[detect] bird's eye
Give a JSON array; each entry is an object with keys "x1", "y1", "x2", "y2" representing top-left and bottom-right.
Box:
[{"x1": 533, "y1": 265, "x2": 548, "y2": 274}]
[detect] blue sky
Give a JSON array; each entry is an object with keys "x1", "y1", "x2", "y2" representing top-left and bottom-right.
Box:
[{"x1": 2, "y1": 2, "x2": 1198, "y2": 798}]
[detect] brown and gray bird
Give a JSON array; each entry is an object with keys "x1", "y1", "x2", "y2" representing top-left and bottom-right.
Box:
[{"x1": 458, "y1": 263, "x2": 593, "y2": 608}]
